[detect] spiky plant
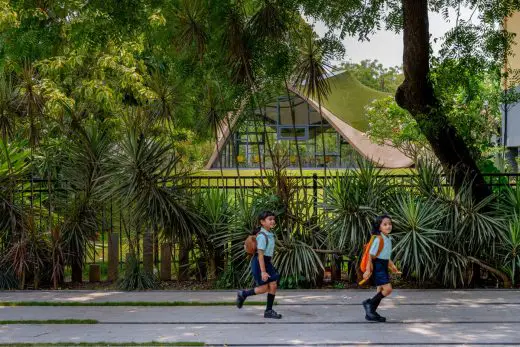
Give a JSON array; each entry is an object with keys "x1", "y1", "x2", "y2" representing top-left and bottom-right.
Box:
[
  {"x1": 323, "y1": 158, "x2": 390, "y2": 255},
  {"x1": 59, "y1": 122, "x2": 111, "y2": 282},
  {"x1": 118, "y1": 253, "x2": 158, "y2": 291},
  {"x1": 194, "y1": 188, "x2": 232, "y2": 281},
  {"x1": 501, "y1": 215, "x2": 520, "y2": 286},
  {"x1": 391, "y1": 193, "x2": 449, "y2": 283}
]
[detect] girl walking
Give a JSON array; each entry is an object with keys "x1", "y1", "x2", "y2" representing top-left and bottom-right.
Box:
[
  {"x1": 362, "y1": 214, "x2": 401, "y2": 322},
  {"x1": 236, "y1": 211, "x2": 282, "y2": 319}
]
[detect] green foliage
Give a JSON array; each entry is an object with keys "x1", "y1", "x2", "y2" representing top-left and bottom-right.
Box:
[
  {"x1": 215, "y1": 261, "x2": 248, "y2": 289},
  {"x1": 106, "y1": 123, "x2": 203, "y2": 245},
  {"x1": 274, "y1": 238, "x2": 322, "y2": 283},
  {"x1": 0, "y1": 0, "x2": 519, "y2": 290},
  {"x1": 279, "y1": 274, "x2": 309, "y2": 289},
  {"x1": 59, "y1": 122, "x2": 110, "y2": 276},
  {"x1": 342, "y1": 59, "x2": 404, "y2": 93},
  {"x1": 118, "y1": 254, "x2": 159, "y2": 291},
  {"x1": 391, "y1": 193, "x2": 449, "y2": 282},
  {"x1": 430, "y1": 59, "x2": 502, "y2": 162},
  {"x1": 323, "y1": 158, "x2": 390, "y2": 254},
  {"x1": 501, "y1": 215, "x2": 520, "y2": 286},
  {"x1": 366, "y1": 96, "x2": 427, "y2": 159},
  {"x1": 0, "y1": 263, "x2": 18, "y2": 289}
]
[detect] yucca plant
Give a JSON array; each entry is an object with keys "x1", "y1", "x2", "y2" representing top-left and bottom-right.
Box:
[
  {"x1": 432, "y1": 168, "x2": 504, "y2": 260},
  {"x1": 16, "y1": 64, "x2": 45, "y2": 148},
  {"x1": 194, "y1": 188, "x2": 232, "y2": 281},
  {"x1": 118, "y1": 253, "x2": 159, "y2": 291},
  {"x1": 0, "y1": 263, "x2": 18, "y2": 289},
  {"x1": 323, "y1": 158, "x2": 390, "y2": 255},
  {"x1": 433, "y1": 250, "x2": 468, "y2": 288},
  {"x1": 501, "y1": 184, "x2": 520, "y2": 217},
  {"x1": 274, "y1": 238, "x2": 323, "y2": 284},
  {"x1": 264, "y1": 156, "x2": 324, "y2": 286},
  {"x1": 0, "y1": 140, "x2": 29, "y2": 237},
  {"x1": 0, "y1": 140, "x2": 35, "y2": 288},
  {"x1": 105, "y1": 118, "x2": 203, "y2": 286},
  {"x1": 391, "y1": 193, "x2": 449, "y2": 283},
  {"x1": 292, "y1": 28, "x2": 333, "y2": 178},
  {"x1": 413, "y1": 156, "x2": 448, "y2": 200},
  {"x1": 60, "y1": 201, "x2": 98, "y2": 283},
  {"x1": 174, "y1": 0, "x2": 208, "y2": 60},
  {"x1": 106, "y1": 125, "x2": 202, "y2": 245},
  {"x1": 59, "y1": 122, "x2": 110, "y2": 283},
  {"x1": 449, "y1": 182, "x2": 503, "y2": 258},
  {"x1": 414, "y1": 157, "x2": 507, "y2": 286},
  {"x1": 502, "y1": 215, "x2": 520, "y2": 286},
  {"x1": 249, "y1": 0, "x2": 287, "y2": 40},
  {"x1": 0, "y1": 73, "x2": 17, "y2": 142},
  {"x1": 211, "y1": 191, "x2": 261, "y2": 288}
]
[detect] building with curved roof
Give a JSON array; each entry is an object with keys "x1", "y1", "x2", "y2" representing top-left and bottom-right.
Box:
[{"x1": 205, "y1": 71, "x2": 413, "y2": 170}]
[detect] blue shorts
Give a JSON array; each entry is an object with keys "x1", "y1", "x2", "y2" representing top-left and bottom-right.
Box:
[
  {"x1": 251, "y1": 255, "x2": 280, "y2": 286},
  {"x1": 373, "y1": 258, "x2": 390, "y2": 286}
]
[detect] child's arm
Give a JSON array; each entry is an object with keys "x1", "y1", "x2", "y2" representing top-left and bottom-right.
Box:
[
  {"x1": 363, "y1": 256, "x2": 373, "y2": 279},
  {"x1": 258, "y1": 250, "x2": 270, "y2": 281},
  {"x1": 388, "y1": 259, "x2": 401, "y2": 274}
]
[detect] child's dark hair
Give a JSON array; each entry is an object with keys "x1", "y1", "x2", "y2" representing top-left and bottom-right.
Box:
[
  {"x1": 371, "y1": 214, "x2": 392, "y2": 235},
  {"x1": 252, "y1": 211, "x2": 275, "y2": 235}
]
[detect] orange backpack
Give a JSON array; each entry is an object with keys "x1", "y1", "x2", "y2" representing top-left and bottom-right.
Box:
[
  {"x1": 359, "y1": 234, "x2": 384, "y2": 273},
  {"x1": 244, "y1": 231, "x2": 269, "y2": 255}
]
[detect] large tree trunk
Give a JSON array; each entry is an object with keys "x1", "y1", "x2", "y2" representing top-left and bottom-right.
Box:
[{"x1": 395, "y1": 0, "x2": 491, "y2": 202}]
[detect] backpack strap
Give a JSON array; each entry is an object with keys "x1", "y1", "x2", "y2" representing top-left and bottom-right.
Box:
[
  {"x1": 374, "y1": 235, "x2": 384, "y2": 258},
  {"x1": 257, "y1": 231, "x2": 269, "y2": 250}
]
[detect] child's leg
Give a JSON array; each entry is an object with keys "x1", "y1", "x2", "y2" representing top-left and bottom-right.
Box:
[
  {"x1": 266, "y1": 281, "x2": 277, "y2": 310},
  {"x1": 244, "y1": 284, "x2": 268, "y2": 298},
  {"x1": 237, "y1": 284, "x2": 268, "y2": 309},
  {"x1": 381, "y1": 283, "x2": 392, "y2": 296},
  {"x1": 264, "y1": 281, "x2": 282, "y2": 318},
  {"x1": 371, "y1": 283, "x2": 392, "y2": 312}
]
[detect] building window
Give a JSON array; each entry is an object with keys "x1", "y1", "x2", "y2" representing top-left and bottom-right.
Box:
[{"x1": 277, "y1": 126, "x2": 309, "y2": 141}]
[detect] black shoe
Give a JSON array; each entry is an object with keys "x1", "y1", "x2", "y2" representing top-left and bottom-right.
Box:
[
  {"x1": 362, "y1": 299, "x2": 372, "y2": 316},
  {"x1": 365, "y1": 312, "x2": 386, "y2": 322},
  {"x1": 264, "y1": 309, "x2": 282, "y2": 319},
  {"x1": 372, "y1": 311, "x2": 386, "y2": 322},
  {"x1": 236, "y1": 291, "x2": 245, "y2": 309},
  {"x1": 365, "y1": 312, "x2": 386, "y2": 323}
]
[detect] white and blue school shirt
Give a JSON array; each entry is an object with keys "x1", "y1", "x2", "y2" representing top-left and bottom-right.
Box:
[
  {"x1": 256, "y1": 228, "x2": 275, "y2": 257},
  {"x1": 369, "y1": 233, "x2": 392, "y2": 260}
]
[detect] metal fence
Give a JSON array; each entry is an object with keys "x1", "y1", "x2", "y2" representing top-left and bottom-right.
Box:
[{"x1": 10, "y1": 173, "x2": 520, "y2": 269}]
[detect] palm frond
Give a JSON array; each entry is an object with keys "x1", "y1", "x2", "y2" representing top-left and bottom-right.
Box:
[
  {"x1": 106, "y1": 127, "x2": 203, "y2": 245},
  {"x1": 323, "y1": 158, "x2": 390, "y2": 253},
  {"x1": 0, "y1": 73, "x2": 17, "y2": 142},
  {"x1": 274, "y1": 238, "x2": 323, "y2": 283},
  {"x1": 292, "y1": 30, "x2": 333, "y2": 101},
  {"x1": 391, "y1": 193, "x2": 449, "y2": 282},
  {"x1": 223, "y1": 6, "x2": 253, "y2": 85},
  {"x1": 501, "y1": 214, "x2": 520, "y2": 285},
  {"x1": 15, "y1": 64, "x2": 45, "y2": 148},
  {"x1": 249, "y1": 0, "x2": 287, "y2": 40},
  {"x1": 174, "y1": 0, "x2": 209, "y2": 59}
]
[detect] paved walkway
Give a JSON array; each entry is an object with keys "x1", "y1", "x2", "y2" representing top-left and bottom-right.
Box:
[{"x1": 0, "y1": 289, "x2": 519, "y2": 346}]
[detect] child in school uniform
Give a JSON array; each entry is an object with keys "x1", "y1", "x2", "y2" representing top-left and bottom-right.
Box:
[
  {"x1": 362, "y1": 214, "x2": 401, "y2": 322},
  {"x1": 236, "y1": 211, "x2": 282, "y2": 319}
]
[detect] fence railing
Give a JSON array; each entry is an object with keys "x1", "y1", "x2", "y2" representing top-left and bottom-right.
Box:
[{"x1": 9, "y1": 173, "x2": 520, "y2": 270}]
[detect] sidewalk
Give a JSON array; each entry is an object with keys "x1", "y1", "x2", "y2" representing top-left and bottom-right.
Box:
[{"x1": 0, "y1": 289, "x2": 519, "y2": 346}]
